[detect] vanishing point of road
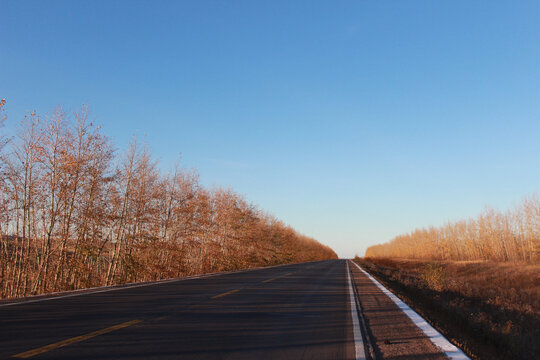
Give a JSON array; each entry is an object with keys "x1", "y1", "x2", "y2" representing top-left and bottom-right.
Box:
[{"x1": 0, "y1": 260, "x2": 468, "y2": 359}]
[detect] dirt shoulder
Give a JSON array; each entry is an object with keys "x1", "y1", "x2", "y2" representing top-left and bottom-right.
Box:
[{"x1": 350, "y1": 263, "x2": 449, "y2": 360}]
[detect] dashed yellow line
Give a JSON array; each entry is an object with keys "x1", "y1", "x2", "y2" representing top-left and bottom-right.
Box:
[
  {"x1": 211, "y1": 289, "x2": 239, "y2": 299},
  {"x1": 12, "y1": 319, "x2": 142, "y2": 358},
  {"x1": 262, "y1": 272, "x2": 295, "y2": 284}
]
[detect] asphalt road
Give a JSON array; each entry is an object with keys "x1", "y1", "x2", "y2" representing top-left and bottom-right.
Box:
[
  {"x1": 1, "y1": 260, "x2": 360, "y2": 360},
  {"x1": 1, "y1": 259, "x2": 461, "y2": 360}
]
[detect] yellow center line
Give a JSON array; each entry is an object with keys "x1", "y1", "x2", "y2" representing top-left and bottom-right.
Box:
[
  {"x1": 12, "y1": 319, "x2": 142, "y2": 359},
  {"x1": 262, "y1": 272, "x2": 295, "y2": 284},
  {"x1": 211, "y1": 289, "x2": 239, "y2": 299}
]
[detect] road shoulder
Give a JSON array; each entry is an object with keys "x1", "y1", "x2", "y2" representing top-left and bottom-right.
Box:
[{"x1": 349, "y1": 261, "x2": 453, "y2": 360}]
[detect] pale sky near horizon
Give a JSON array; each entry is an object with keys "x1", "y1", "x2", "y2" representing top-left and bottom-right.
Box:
[{"x1": 1, "y1": 1, "x2": 539, "y2": 258}]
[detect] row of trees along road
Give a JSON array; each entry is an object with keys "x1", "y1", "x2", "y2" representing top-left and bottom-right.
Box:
[
  {"x1": 366, "y1": 196, "x2": 539, "y2": 263},
  {"x1": 0, "y1": 101, "x2": 337, "y2": 299}
]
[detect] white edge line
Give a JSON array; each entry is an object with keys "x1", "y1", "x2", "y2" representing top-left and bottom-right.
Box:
[
  {"x1": 347, "y1": 262, "x2": 366, "y2": 360},
  {"x1": 0, "y1": 259, "x2": 325, "y2": 308},
  {"x1": 350, "y1": 261, "x2": 469, "y2": 360}
]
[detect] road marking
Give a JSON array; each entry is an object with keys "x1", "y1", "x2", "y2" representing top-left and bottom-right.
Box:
[
  {"x1": 12, "y1": 319, "x2": 142, "y2": 358},
  {"x1": 347, "y1": 263, "x2": 366, "y2": 360},
  {"x1": 284, "y1": 272, "x2": 294, "y2": 276},
  {"x1": 211, "y1": 289, "x2": 239, "y2": 299},
  {"x1": 350, "y1": 261, "x2": 469, "y2": 360},
  {"x1": 0, "y1": 280, "x2": 183, "y2": 308}
]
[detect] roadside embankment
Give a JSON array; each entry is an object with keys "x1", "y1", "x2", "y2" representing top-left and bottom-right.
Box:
[{"x1": 353, "y1": 257, "x2": 539, "y2": 360}]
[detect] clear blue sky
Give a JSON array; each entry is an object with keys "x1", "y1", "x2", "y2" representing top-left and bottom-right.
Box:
[{"x1": 2, "y1": 1, "x2": 539, "y2": 258}]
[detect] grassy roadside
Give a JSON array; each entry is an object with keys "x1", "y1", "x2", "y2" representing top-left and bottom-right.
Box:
[{"x1": 353, "y1": 257, "x2": 539, "y2": 360}]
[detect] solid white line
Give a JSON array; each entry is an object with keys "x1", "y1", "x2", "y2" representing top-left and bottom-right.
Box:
[
  {"x1": 347, "y1": 262, "x2": 366, "y2": 360},
  {"x1": 0, "y1": 277, "x2": 183, "y2": 308},
  {"x1": 0, "y1": 260, "x2": 326, "y2": 308},
  {"x1": 350, "y1": 261, "x2": 469, "y2": 360}
]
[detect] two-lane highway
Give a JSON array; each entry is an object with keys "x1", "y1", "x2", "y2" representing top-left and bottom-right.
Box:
[
  {"x1": 1, "y1": 260, "x2": 360, "y2": 359},
  {"x1": 1, "y1": 259, "x2": 468, "y2": 359}
]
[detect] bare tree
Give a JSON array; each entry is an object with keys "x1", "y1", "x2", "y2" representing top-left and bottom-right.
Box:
[
  {"x1": 366, "y1": 197, "x2": 540, "y2": 263},
  {"x1": 0, "y1": 105, "x2": 337, "y2": 299}
]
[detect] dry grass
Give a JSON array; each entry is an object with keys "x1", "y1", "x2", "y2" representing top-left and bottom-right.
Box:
[
  {"x1": 366, "y1": 257, "x2": 539, "y2": 315},
  {"x1": 356, "y1": 257, "x2": 540, "y2": 360}
]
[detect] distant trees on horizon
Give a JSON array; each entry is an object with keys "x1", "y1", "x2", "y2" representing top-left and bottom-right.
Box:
[
  {"x1": 366, "y1": 196, "x2": 539, "y2": 263},
  {"x1": 0, "y1": 101, "x2": 336, "y2": 299}
]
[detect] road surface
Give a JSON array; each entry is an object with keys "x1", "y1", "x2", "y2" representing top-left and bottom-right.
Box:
[{"x1": 0, "y1": 259, "x2": 463, "y2": 359}]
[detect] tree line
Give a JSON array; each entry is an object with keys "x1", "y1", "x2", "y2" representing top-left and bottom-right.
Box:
[
  {"x1": 0, "y1": 101, "x2": 336, "y2": 299},
  {"x1": 365, "y1": 196, "x2": 539, "y2": 263}
]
